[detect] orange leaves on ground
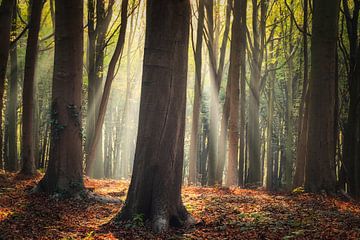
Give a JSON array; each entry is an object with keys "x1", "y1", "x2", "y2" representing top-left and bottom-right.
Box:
[{"x1": 0, "y1": 174, "x2": 360, "y2": 239}]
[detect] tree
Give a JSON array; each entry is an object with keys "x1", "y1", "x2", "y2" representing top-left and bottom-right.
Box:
[
  {"x1": 5, "y1": 2, "x2": 18, "y2": 172},
  {"x1": 226, "y1": 0, "x2": 243, "y2": 186},
  {"x1": 342, "y1": 0, "x2": 360, "y2": 199},
  {"x1": 0, "y1": 0, "x2": 16, "y2": 170},
  {"x1": 115, "y1": 0, "x2": 194, "y2": 232},
  {"x1": 20, "y1": 0, "x2": 44, "y2": 176},
  {"x1": 86, "y1": 0, "x2": 128, "y2": 177},
  {"x1": 304, "y1": 0, "x2": 339, "y2": 193},
  {"x1": 293, "y1": 0, "x2": 309, "y2": 189},
  {"x1": 35, "y1": 0, "x2": 85, "y2": 195},
  {"x1": 247, "y1": 0, "x2": 267, "y2": 185},
  {"x1": 238, "y1": 0, "x2": 247, "y2": 187},
  {"x1": 189, "y1": 0, "x2": 205, "y2": 185}
]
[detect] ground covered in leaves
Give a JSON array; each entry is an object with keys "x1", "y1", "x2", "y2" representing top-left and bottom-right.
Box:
[{"x1": 0, "y1": 173, "x2": 360, "y2": 239}]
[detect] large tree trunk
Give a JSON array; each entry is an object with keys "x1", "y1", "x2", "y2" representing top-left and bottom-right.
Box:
[
  {"x1": 226, "y1": 0, "x2": 242, "y2": 186},
  {"x1": 188, "y1": 0, "x2": 205, "y2": 185},
  {"x1": 304, "y1": 0, "x2": 339, "y2": 193},
  {"x1": 36, "y1": 0, "x2": 85, "y2": 195},
  {"x1": 20, "y1": 0, "x2": 43, "y2": 176},
  {"x1": 0, "y1": 0, "x2": 16, "y2": 170},
  {"x1": 116, "y1": 0, "x2": 193, "y2": 232}
]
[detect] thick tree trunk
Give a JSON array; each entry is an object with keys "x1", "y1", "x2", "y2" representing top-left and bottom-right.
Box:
[
  {"x1": 226, "y1": 0, "x2": 242, "y2": 186},
  {"x1": 189, "y1": 0, "x2": 205, "y2": 185},
  {"x1": 116, "y1": 0, "x2": 193, "y2": 233},
  {"x1": 0, "y1": 0, "x2": 16, "y2": 171},
  {"x1": 20, "y1": 0, "x2": 43, "y2": 176},
  {"x1": 304, "y1": 0, "x2": 339, "y2": 193},
  {"x1": 36, "y1": 0, "x2": 84, "y2": 195}
]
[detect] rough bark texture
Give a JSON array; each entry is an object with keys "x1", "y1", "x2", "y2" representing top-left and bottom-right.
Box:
[
  {"x1": 304, "y1": 0, "x2": 339, "y2": 193},
  {"x1": 188, "y1": 0, "x2": 205, "y2": 185},
  {"x1": 116, "y1": 0, "x2": 193, "y2": 233},
  {"x1": 20, "y1": 0, "x2": 43, "y2": 176},
  {"x1": 36, "y1": 0, "x2": 84, "y2": 195},
  {"x1": 0, "y1": 0, "x2": 16, "y2": 170},
  {"x1": 226, "y1": 0, "x2": 242, "y2": 186}
]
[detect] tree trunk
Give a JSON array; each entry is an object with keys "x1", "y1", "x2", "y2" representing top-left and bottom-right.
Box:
[
  {"x1": 36, "y1": 0, "x2": 85, "y2": 195},
  {"x1": 20, "y1": 0, "x2": 43, "y2": 176},
  {"x1": 304, "y1": 0, "x2": 339, "y2": 193},
  {"x1": 226, "y1": 0, "x2": 242, "y2": 186},
  {"x1": 342, "y1": 0, "x2": 360, "y2": 199},
  {"x1": 189, "y1": 0, "x2": 205, "y2": 185},
  {"x1": 0, "y1": 0, "x2": 16, "y2": 171},
  {"x1": 5, "y1": 4, "x2": 18, "y2": 172},
  {"x1": 247, "y1": 0, "x2": 266, "y2": 185},
  {"x1": 293, "y1": 0, "x2": 309, "y2": 188},
  {"x1": 238, "y1": 0, "x2": 247, "y2": 187},
  {"x1": 86, "y1": 0, "x2": 127, "y2": 176},
  {"x1": 116, "y1": 0, "x2": 193, "y2": 233},
  {"x1": 214, "y1": 0, "x2": 231, "y2": 185}
]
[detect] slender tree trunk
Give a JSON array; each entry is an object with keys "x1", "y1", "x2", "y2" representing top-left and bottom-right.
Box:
[
  {"x1": 214, "y1": 0, "x2": 231, "y2": 185},
  {"x1": 226, "y1": 0, "x2": 242, "y2": 186},
  {"x1": 20, "y1": 0, "x2": 43, "y2": 176},
  {"x1": 0, "y1": 0, "x2": 16, "y2": 171},
  {"x1": 247, "y1": 0, "x2": 266, "y2": 185},
  {"x1": 5, "y1": 4, "x2": 18, "y2": 172},
  {"x1": 293, "y1": 0, "x2": 309, "y2": 188},
  {"x1": 342, "y1": 0, "x2": 360, "y2": 199},
  {"x1": 304, "y1": 0, "x2": 339, "y2": 193},
  {"x1": 36, "y1": 0, "x2": 85, "y2": 195},
  {"x1": 116, "y1": 0, "x2": 193, "y2": 232},
  {"x1": 189, "y1": 0, "x2": 205, "y2": 185},
  {"x1": 86, "y1": 0, "x2": 128, "y2": 175},
  {"x1": 238, "y1": 0, "x2": 247, "y2": 187}
]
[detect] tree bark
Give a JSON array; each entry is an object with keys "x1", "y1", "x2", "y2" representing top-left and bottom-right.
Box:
[
  {"x1": 226, "y1": 0, "x2": 242, "y2": 186},
  {"x1": 247, "y1": 0, "x2": 267, "y2": 185},
  {"x1": 86, "y1": 0, "x2": 127, "y2": 176},
  {"x1": 0, "y1": 0, "x2": 16, "y2": 171},
  {"x1": 189, "y1": 0, "x2": 205, "y2": 185},
  {"x1": 304, "y1": 0, "x2": 339, "y2": 193},
  {"x1": 5, "y1": 3, "x2": 18, "y2": 172},
  {"x1": 342, "y1": 0, "x2": 360, "y2": 199},
  {"x1": 293, "y1": 0, "x2": 309, "y2": 189},
  {"x1": 20, "y1": 0, "x2": 43, "y2": 176},
  {"x1": 116, "y1": 0, "x2": 193, "y2": 233},
  {"x1": 238, "y1": 0, "x2": 247, "y2": 187},
  {"x1": 36, "y1": 0, "x2": 85, "y2": 195}
]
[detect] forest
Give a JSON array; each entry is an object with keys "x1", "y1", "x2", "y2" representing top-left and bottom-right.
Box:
[{"x1": 0, "y1": 0, "x2": 360, "y2": 239}]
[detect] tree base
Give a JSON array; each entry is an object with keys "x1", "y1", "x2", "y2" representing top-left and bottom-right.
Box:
[{"x1": 114, "y1": 204, "x2": 196, "y2": 233}]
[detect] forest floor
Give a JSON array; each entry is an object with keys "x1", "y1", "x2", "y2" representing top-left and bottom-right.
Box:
[{"x1": 0, "y1": 174, "x2": 360, "y2": 240}]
